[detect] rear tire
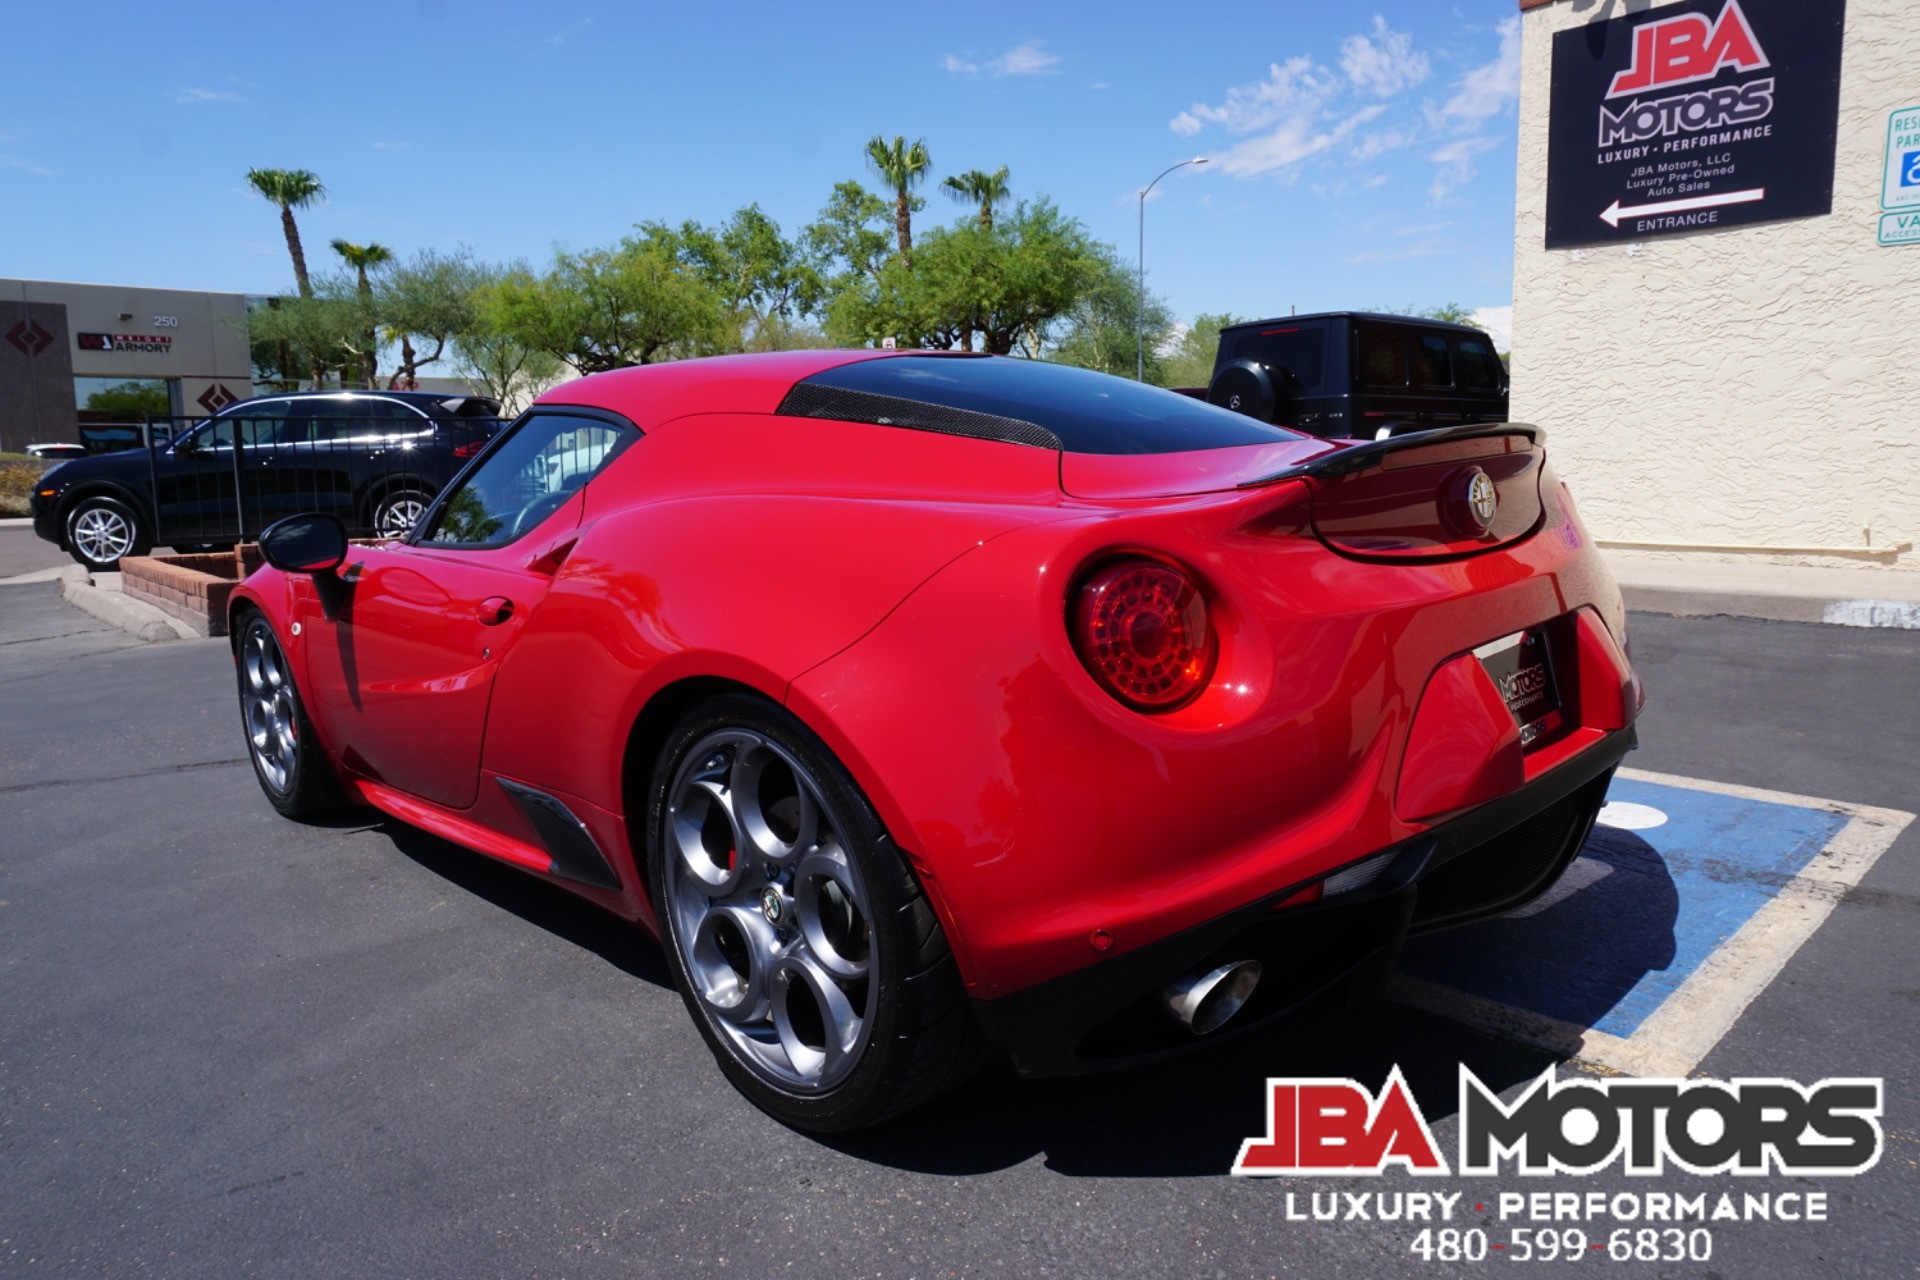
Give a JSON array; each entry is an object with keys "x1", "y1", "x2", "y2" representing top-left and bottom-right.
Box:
[
  {"x1": 371, "y1": 488, "x2": 433, "y2": 539},
  {"x1": 646, "y1": 693, "x2": 989, "y2": 1132},
  {"x1": 65, "y1": 495, "x2": 151, "y2": 572}
]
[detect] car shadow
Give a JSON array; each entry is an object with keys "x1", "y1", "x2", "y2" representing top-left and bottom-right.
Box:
[
  {"x1": 375, "y1": 817, "x2": 673, "y2": 991},
  {"x1": 359, "y1": 815, "x2": 1680, "y2": 1181}
]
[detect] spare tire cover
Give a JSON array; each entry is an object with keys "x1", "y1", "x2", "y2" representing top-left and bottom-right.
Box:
[{"x1": 1207, "y1": 359, "x2": 1277, "y2": 423}]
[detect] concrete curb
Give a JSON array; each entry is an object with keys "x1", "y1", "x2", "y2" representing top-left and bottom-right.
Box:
[
  {"x1": 0, "y1": 517, "x2": 34, "y2": 529},
  {"x1": 57, "y1": 566, "x2": 201, "y2": 644},
  {"x1": 1619, "y1": 584, "x2": 1920, "y2": 629}
]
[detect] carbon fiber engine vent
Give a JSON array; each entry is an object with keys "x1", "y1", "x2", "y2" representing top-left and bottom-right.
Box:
[{"x1": 776, "y1": 382, "x2": 1063, "y2": 450}]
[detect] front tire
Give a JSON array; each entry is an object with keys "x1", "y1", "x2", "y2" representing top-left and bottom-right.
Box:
[
  {"x1": 236, "y1": 611, "x2": 343, "y2": 819},
  {"x1": 65, "y1": 495, "x2": 151, "y2": 571},
  {"x1": 647, "y1": 693, "x2": 987, "y2": 1132}
]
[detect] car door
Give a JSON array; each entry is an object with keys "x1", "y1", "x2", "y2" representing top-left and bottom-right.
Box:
[
  {"x1": 301, "y1": 409, "x2": 637, "y2": 810},
  {"x1": 154, "y1": 401, "x2": 290, "y2": 543}
]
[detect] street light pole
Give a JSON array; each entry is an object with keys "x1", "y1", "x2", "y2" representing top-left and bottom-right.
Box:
[{"x1": 1138, "y1": 156, "x2": 1207, "y2": 381}]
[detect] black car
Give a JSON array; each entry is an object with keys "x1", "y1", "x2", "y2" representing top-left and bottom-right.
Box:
[
  {"x1": 1203, "y1": 312, "x2": 1509, "y2": 438},
  {"x1": 30, "y1": 390, "x2": 503, "y2": 571}
]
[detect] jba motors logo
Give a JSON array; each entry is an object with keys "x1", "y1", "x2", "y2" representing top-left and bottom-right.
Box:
[
  {"x1": 1608, "y1": 0, "x2": 1768, "y2": 98},
  {"x1": 1233, "y1": 1067, "x2": 1883, "y2": 1177},
  {"x1": 1598, "y1": 0, "x2": 1775, "y2": 147}
]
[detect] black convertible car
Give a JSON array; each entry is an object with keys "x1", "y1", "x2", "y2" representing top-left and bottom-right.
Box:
[{"x1": 30, "y1": 390, "x2": 502, "y2": 570}]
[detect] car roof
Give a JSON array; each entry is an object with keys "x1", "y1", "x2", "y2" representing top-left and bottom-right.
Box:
[
  {"x1": 222, "y1": 389, "x2": 501, "y2": 415},
  {"x1": 535, "y1": 350, "x2": 931, "y2": 427},
  {"x1": 1222, "y1": 312, "x2": 1492, "y2": 335}
]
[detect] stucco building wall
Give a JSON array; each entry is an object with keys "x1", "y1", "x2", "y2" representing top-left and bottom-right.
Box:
[{"x1": 1511, "y1": 0, "x2": 1919, "y2": 572}]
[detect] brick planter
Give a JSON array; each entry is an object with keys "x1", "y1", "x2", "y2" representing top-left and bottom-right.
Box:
[{"x1": 119, "y1": 548, "x2": 261, "y2": 637}]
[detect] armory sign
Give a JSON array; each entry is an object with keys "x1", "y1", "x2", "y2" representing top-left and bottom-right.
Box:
[{"x1": 1544, "y1": 0, "x2": 1847, "y2": 250}]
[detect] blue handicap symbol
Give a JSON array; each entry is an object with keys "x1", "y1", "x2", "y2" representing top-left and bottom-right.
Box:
[
  {"x1": 1903, "y1": 150, "x2": 1920, "y2": 188},
  {"x1": 1398, "y1": 778, "x2": 1848, "y2": 1039}
]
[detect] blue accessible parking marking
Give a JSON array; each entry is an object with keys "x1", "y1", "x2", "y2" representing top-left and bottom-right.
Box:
[{"x1": 1388, "y1": 769, "x2": 1913, "y2": 1077}]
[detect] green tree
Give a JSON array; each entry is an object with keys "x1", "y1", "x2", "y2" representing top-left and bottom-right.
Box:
[
  {"x1": 490, "y1": 239, "x2": 727, "y2": 374},
  {"x1": 803, "y1": 181, "x2": 895, "y2": 287},
  {"x1": 864, "y1": 135, "x2": 933, "y2": 263},
  {"x1": 245, "y1": 168, "x2": 327, "y2": 298},
  {"x1": 246, "y1": 167, "x2": 329, "y2": 387},
  {"x1": 381, "y1": 248, "x2": 486, "y2": 387},
  {"x1": 830, "y1": 200, "x2": 1108, "y2": 356},
  {"x1": 636, "y1": 205, "x2": 824, "y2": 350},
  {"x1": 1157, "y1": 312, "x2": 1244, "y2": 389},
  {"x1": 456, "y1": 263, "x2": 566, "y2": 412},
  {"x1": 939, "y1": 166, "x2": 1011, "y2": 230},
  {"x1": 244, "y1": 284, "x2": 364, "y2": 390},
  {"x1": 330, "y1": 240, "x2": 394, "y2": 387},
  {"x1": 1047, "y1": 247, "x2": 1176, "y2": 380},
  {"x1": 1421, "y1": 302, "x2": 1473, "y2": 324}
]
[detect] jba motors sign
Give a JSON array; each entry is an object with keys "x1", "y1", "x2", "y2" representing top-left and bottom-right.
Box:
[{"x1": 1544, "y1": 0, "x2": 1847, "y2": 249}]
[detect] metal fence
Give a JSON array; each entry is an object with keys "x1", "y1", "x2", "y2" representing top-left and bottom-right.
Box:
[{"x1": 135, "y1": 413, "x2": 490, "y2": 547}]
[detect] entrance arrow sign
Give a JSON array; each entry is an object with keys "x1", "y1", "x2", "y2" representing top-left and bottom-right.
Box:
[{"x1": 1600, "y1": 187, "x2": 1766, "y2": 228}]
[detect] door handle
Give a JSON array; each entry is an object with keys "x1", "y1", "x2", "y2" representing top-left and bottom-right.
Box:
[{"x1": 479, "y1": 596, "x2": 514, "y2": 625}]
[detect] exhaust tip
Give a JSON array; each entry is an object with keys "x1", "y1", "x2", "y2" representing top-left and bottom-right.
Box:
[{"x1": 1162, "y1": 960, "x2": 1263, "y2": 1036}]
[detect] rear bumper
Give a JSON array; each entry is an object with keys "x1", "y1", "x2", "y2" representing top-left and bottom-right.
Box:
[{"x1": 970, "y1": 723, "x2": 1634, "y2": 1078}]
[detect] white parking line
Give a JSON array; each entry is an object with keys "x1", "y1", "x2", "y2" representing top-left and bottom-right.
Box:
[{"x1": 1388, "y1": 768, "x2": 1914, "y2": 1078}]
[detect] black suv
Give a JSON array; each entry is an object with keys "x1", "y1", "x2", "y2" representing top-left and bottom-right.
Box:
[
  {"x1": 30, "y1": 390, "x2": 503, "y2": 571},
  {"x1": 1203, "y1": 312, "x2": 1508, "y2": 438}
]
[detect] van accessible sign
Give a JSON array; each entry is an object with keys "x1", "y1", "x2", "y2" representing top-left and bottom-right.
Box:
[{"x1": 1544, "y1": 0, "x2": 1846, "y2": 250}]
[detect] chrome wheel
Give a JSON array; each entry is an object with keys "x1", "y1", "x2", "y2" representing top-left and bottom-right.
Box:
[
  {"x1": 374, "y1": 491, "x2": 430, "y2": 539},
  {"x1": 241, "y1": 622, "x2": 299, "y2": 794},
  {"x1": 664, "y1": 728, "x2": 876, "y2": 1093},
  {"x1": 71, "y1": 504, "x2": 135, "y2": 565}
]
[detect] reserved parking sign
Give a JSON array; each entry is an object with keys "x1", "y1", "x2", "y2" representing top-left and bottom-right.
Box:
[{"x1": 1883, "y1": 105, "x2": 1920, "y2": 210}]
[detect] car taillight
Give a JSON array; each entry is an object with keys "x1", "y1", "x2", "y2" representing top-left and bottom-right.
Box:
[
  {"x1": 1070, "y1": 558, "x2": 1217, "y2": 712},
  {"x1": 452, "y1": 441, "x2": 483, "y2": 458}
]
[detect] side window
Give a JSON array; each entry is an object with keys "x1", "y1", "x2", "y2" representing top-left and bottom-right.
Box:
[
  {"x1": 1228, "y1": 325, "x2": 1327, "y2": 391},
  {"x1": 193, "y1": 402, "x2": 287, "y2": 449},
  {"x1": 421, "y1": 413, "x2": 630, "y2": 548},
  {"x1": 1357, "y1": 326, "x2": 1409, "y2": 387},
  {"x1": 1453, "y1": 338, "x2": 1505, "y2": 391},
  {"x1": 1415, "y1": 335, "x2": 1452, "y2": 387}
]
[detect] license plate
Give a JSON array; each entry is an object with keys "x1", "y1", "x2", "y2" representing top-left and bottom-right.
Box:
[{"x1": 1473, "y1": 627, "x2": 1561, "y2": 746}]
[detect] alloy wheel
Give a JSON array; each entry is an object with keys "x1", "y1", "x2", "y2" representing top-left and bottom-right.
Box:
[
  {"x1": 375, "y1": 494, "x2": 429, "y2": 539},
  {"x1": 71, "y1": 505, "x2": 134, "y2": 565},
  {"x1": 241, "y1": 622, "x2": 299, "y2": 794},
  {"x1": 664, "y1": 728, "x2": 876, "y2": 1093}
]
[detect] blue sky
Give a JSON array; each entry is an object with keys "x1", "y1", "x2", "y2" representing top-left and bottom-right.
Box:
[{"x1": 0, "y1": 1, "x2": 1522, "y2": 330}]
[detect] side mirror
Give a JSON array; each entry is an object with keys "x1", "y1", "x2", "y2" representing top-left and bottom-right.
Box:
[
  {"x1": 259, "y1": 513, "x2": 351, "y2": 618},
  {"x1": 260, "y1": 513, "x2": 348, "y2": 573}
]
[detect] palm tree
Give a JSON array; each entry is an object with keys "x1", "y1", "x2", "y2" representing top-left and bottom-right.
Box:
[
  {"x1": 939, "y1": 166, "x2": 1011, "y2": 230},
  {"x1": 331, "y1": 240, "x2": 393, "y2": 389},
  {"x1": 245, "y1": 168, "x2": 327, "y2": 298},
  {"x1": 864, "y1": 135, "x2": 932, "y2": 264}
]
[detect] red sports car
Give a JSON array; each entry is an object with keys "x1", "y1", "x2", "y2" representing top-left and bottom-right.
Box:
[{"x1": 231, "y1": 350, "x2": 1642, "y2": 1131}]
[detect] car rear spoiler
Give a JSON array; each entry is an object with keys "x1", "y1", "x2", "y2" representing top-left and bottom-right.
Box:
[{"x1": 1237, "y1": 421, "x2": 1545, "y2": 487}]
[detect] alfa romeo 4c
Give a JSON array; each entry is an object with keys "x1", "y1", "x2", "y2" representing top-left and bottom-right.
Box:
[{"x1": 230, "y1": 350, "x2": 1642, "y2": 1131}]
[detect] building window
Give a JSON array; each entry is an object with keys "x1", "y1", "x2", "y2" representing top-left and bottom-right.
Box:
[{"x1": 75, "y1": 377, "x2": 175, "y2": 424}]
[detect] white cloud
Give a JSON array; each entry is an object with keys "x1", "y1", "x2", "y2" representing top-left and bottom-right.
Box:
[
  {"x1": 546, "y1": 17, "x2": 592, "y2": 44},
  {"x1": 1343, "y1": 243, "x2": 1442, "y2": 265},
  {"x1": 1340, "y1": 17, "x2": 1429, "y2": 97},
  {"x1": 1428, "y1": 136, "x2": 1497, "y2": 202},
  {"x1": 1212, "y1": 103, "x2": 1385, "y2": 178},
  {"x1": 1363, "y1": 173, "x2": 1391, "y2": 189},
  {"x1": 945, "y1": 41, "x2": 1061, "y2": 77},
  {"x1": 1396, "y1": 220, "x2": 1453, "y2": 237},
  {"x1": 1, "y1": 154, "x2": 55, "y2": 177},
  {"x1": 1350, "y1": 127, "x2": 1417, "y2": 161},
  {"x1": 991, "y1": 41, "x2": 1060, "y2": 76},
  {"x1": 1440, "y1": 16, "x2": 1520, "y2": 124},
  {"x1": 1170, "y1": 56, "x2": 1339, "y2": 136},
  {"x1": 174, "y1": 87, "x2": 244, "y2": 104},
  {"x1": 1469, "y1": 304, "x2": 1512, "y2": 351}
]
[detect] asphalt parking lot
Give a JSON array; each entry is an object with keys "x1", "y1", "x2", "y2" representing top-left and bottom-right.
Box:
[{"x1": 2, "y1": 582, "x2": 1916, "y2": 1279}]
